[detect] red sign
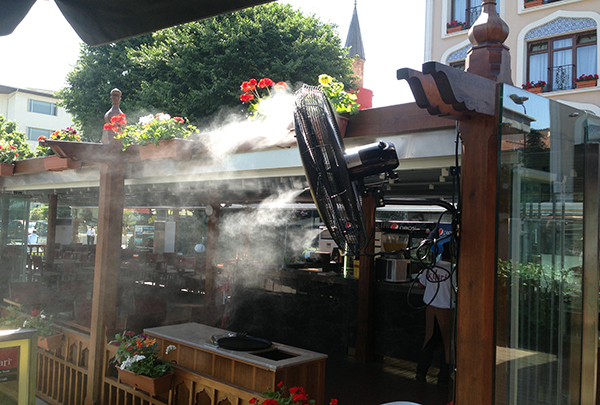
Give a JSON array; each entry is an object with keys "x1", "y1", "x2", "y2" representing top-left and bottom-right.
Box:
[{"x1": 0, "y1": 347, "x2": 18, "y2": 372}]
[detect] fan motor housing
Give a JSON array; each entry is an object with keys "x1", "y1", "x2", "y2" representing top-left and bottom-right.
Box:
[{"x1": 345, "y1": 141, "x2": 399, "y2": 180}]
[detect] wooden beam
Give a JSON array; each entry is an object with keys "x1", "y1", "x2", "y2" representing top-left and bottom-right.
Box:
[
  {"x1": 345, "y1": 103, "x2": 454, "y2": 139},
  {"x1": 85, "y1": 159, "x2": 125, "y2": 405}
]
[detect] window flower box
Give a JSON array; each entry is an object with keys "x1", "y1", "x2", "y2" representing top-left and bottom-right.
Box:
[
  {"x1": 446, "y1": 21, "x2": 465, "y2": 34},
  {"x1": 525, "y1": 0, "x2": 543, "y2": 8},
  {"x1": 38, "y1": 333, "x2": 64, "y2": 351},
  {"x1": 575, "y1": 74, "x2": 598, "y2": 89},
  {"x1": 522, "y1": 80, "x2": 546, "y2": 93},
  {"x1": 43, "y1": 155, "x2": 82, "y2": 171}
]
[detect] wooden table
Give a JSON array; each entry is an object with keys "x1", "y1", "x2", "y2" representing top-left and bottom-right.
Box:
[{"x1": 146, "y1": 322, "x2": 327, "y2": 404}]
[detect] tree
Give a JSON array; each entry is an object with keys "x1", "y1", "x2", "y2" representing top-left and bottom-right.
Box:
[
  {"x1": 0, "y1": 115, "x2": 34, "y2": 160},
  {"x1": 58, "y1": 3, "x2": 356, "y2": 141}
]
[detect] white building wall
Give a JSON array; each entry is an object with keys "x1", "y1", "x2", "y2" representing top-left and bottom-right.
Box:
[{"x1": 0, "y1": 86, "x2": 74, "y2": 149}]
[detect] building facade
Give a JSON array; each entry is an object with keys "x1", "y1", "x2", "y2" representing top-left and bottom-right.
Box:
[
  {"x1": 0, "y1": 85, "x2": 74, "y2": 149},
  {"x1": 425, "y1": 0, "x2": 599, "y2": 115}
]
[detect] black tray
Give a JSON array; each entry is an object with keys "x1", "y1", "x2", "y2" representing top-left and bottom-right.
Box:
[{"x1": 212, "y1": 334, "x2": 272, "y2": 351}]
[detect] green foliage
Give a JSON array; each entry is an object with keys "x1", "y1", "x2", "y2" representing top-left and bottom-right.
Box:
[
  {"x1": 0, "y1": 306, "x2": 26, "y2": 330},
  {"x1": 110, "y1": 331, "x2": 176, "y2": 378},
  {"x1": 0, "y1": 115, "x2": 34, "y2": 160},
  {"x1": 318, "y1": 74, "x2": 360, "y2": 115},
  {"x1": 30, "y1": 205, "x2": 49, "y2": 221},
  {"x1": 23, "y1": 309, "x2": 54, "y2": 338},
  {"x1": 35, "y1": 126, "x2": 82, "y2": 157},
  {"x1": 115, "y1": 113, "x2": 197, "y2": 149},
  {"x1": 58, "y1": 3, "x2": 355, "y2": 140}
]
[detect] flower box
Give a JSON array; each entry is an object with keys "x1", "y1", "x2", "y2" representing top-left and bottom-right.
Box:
[
  {"x1": 576, "y1": 80, "x2": 597, "y2": 89},
  {"x1": 118, "y1": 369, "x2": 173, "y2": 397},
  {"x1": 527, "y1": 87, "x2": 544, "y2": 94},
  {"x1": 38, "y1": 333, "x2": 63, "y2": 351},
  {"x1": 43, "y1": 155, "x2": 82, "y2": 171},
  {"x1": 137, "y1": 138, "x2": 193, "y2": 161},
  {"x1": 525, "y1": 0, "x2": 543, "y2": 7},
  {"x1": 447, "y1": 25, "x2": 464, "y2": 34},
  {"x1": 0, "y1": 163, "x2": 15, "y2": 177}
]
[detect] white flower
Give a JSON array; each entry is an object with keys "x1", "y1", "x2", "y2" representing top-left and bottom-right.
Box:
[
  {"x1": 119, "y1": 354, "x2": 146, "y2": 371},
  {"x1": 138, "y1": 114, "x2": 154, "y2": 125},
  {"x1": 165, "y1": 345, "x2": 177, "y2": 354},
  {"x1": 156, "y1": 113, "x2": 171, "y2": 121}
]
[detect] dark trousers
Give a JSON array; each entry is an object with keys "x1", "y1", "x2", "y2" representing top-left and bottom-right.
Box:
[
  {"x1": 87, "y1": 235, "x2": 94, "y2": 245},
  {"x1": 417, "y1": 315, "x2": 450, "y2": 382}
]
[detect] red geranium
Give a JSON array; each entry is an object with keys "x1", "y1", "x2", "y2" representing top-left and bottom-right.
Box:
[
  {"x1": 239, "y1": 77, "x2": 288, "y2": 118},
  {"x1": 173, "y1": 116, "x2": 185, "y2": 124},
  {"x1": 104, "y1": 113, "x2": 127, "y2": 134}
]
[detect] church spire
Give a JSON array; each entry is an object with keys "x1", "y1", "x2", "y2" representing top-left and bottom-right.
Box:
[{"x1": 345, "y1": 1, "x2": 365, "y2": 60}]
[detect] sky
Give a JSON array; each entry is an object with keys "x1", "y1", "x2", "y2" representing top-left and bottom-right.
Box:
[{"x1": 0, "y1": 0, "x2": 426, "y2": 107}]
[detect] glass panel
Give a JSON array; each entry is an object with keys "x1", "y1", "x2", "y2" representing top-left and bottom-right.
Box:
[
  {"x1": 452, "y1": 0, "x2": 467, "y2": 22},
  {"x1": 529, "y1": 53, "x2": 548, "y2": 82},
  {"x1": 577, "y1": 45, "x2": 597, "y2": 77},
  {"x1": 553, "y1": 38, "x2": 573, "y2": 49},
  {"x1": 496, "y1": 85, "x2": 592, "y2": 404},
  {"x1": 28, "y1": 99, "x2": 56, "y2": 116},
  {"x1": 0, "y1": 196, "x2": 31, "y2": 285}
]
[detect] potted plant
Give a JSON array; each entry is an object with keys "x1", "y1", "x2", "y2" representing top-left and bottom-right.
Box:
[
  {"x1": 23, "y1": 309, "x2": 63, "y2": 351},
  {"x1": 111, "y1": 331, "x2": 177, "y2": 396},
  {"x1": 0, "y1": 139, "x2": 19, "y2": 176},
  {"x1": 446, "y1": 20, "x2": 466, "y2": 33},
  {"x1": 574, "y1": 73, "x2": 599, "y2": 89},
  {"x1": 522, "y1": 80, "x2": 546, "y2": 94},
  {"x1": 250, "y1": 381, "x2": 338, "y2": 405},
  {"x1": 113, "y1": 113, "x2": 197, "y2": 160},
  {"x1": 35, "y1": 127, "x2": 83, "y2": 171},
  {"x1": 318, "y1": 74, "x2": 360, "y2": 137}
]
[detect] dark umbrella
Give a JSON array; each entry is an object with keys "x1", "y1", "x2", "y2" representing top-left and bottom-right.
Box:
[{"x1": 0, "y1": 0, "x2": 272, "y2": 46}]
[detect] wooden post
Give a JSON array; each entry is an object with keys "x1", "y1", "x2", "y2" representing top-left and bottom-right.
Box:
[
  {"x1": 355, "y1": 195, "x2": 376, "y2": 362},
  {"x1": 203, "y1": 193, "x2": 221, "y2": 324},
  {"x1": 396, "y1": 1, "x2": 512, "y2": 402},
  {"x1": 85, "y1": 90, "x2": 126, "y2": 405},
  {"x1": 45, "y1": 194, "x2": 57, "y2": 268}
]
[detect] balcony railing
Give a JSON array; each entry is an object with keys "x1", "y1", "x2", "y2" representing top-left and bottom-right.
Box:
[
  {"x1": 466, "y1": 5, "x2": 483, "y2": 28},
  {"x1": 548, "y1": 64, "x2": 576, "y2": 91}
]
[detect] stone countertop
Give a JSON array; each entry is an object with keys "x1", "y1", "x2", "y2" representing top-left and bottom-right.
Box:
[{"x1": 145, "y1": 322, "x2": 327, "y2": 371}]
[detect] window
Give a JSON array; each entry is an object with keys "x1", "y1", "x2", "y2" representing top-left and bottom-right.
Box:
[
  {"x1": 26, "y1": 128, "x2": 53, "y2": 141},
  {"x1": 450, "y1": 0, "x2": 498, "y2": 29},
  {"x1": 527, "y1": 31, "x2": 597, "y2": 91},
  {"x1": 28, "y1": 99, "x2": 57, "y2": 116}
]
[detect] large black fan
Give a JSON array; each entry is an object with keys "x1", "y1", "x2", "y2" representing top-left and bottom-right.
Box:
[{"x1": 293, "y1": 85, "x2": 399, "y2": 256}]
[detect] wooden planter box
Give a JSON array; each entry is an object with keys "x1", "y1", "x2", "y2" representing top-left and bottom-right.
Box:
[
  {"x1": 118, "y1": 369, "x2": 173, "y2": 397},
  {"x1": 576, "y1": 80, "x2": 597, "y2": 89},
  {"x1": 137, "y1": 139, "x2": 193, "y2": 161},
  {"x1": 447, "y1": 25, "x2": 465, "y2": 34},
  {"x1": 0, "y1": 163, "x2": 15, "y2": 177},
  {"x1": 335, "y1": 115, "x2": 350, "y2": 138},
  {"x1": 38, "y1": 333, "x2": 63, "y2": 351},
  {"x1": 525, "y1": 0, "x2": 543, "y2": 7},
  {"x1": 14, "y1": 156, "x2": 81, "y2": 174}
]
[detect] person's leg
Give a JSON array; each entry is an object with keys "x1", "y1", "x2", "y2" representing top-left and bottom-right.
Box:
[{"x1": 416, "y1": 335, "x2": 436, "y2": 381}]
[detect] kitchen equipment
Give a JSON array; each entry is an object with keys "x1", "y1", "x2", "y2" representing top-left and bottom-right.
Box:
[{"x1": 378, "y1": 258, "x2": 410, "y2": 282}]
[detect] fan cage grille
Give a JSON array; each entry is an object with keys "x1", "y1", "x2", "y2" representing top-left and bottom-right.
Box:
[{"x1": 293, "y1": 85, "x2": 367, "y2": 256}]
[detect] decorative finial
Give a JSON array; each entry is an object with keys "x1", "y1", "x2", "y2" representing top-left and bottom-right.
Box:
[
  {"x1": 465, "y1": 0, "x2": 512, "y2": 84},
  {"x1": 102, "y1": 88, "x2": 124, "y2": 144}
]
